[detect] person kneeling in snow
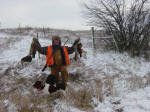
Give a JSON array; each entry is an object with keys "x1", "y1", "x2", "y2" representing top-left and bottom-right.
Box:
[{"x1": 22, "y1": 36, "x2": 81, "y2": 93}]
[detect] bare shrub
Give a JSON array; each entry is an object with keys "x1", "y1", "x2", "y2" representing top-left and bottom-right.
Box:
[{"x1": 84, "y1": 0, "x2": 150, "y2": 56}]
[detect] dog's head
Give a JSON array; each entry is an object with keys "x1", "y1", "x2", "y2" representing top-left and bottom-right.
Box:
[
  {"x1": 33, "y1": 75, "x2": 57, "y2": 93},
  {"x1": 33, "y1": 81, "x2": 43, "y2": 89}
]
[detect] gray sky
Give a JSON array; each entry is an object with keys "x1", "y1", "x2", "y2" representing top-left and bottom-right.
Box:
[{"x1": 0, "y1": 0, "x2": 89, "y2": 30}]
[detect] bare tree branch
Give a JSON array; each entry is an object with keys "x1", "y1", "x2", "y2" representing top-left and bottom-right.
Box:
[{"x1": 83, "y1": 0, "x2": 150, "y2": 56}]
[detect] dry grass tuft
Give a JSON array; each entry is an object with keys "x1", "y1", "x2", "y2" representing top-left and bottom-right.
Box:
[
  {"x1": 91, "y1": 79, "x2": 103, "y2": 102},
  {"x1": 64, "y1": 79, "x2": 103, "y2": 111},
  {"x1": 0, "y1": 89, "x2": 55, "y2": 112},
  {"x1": 13, "y1": 70, "x2": 20, "y2": 76},
  {"x1": 65, "y1": 85, "x2": 93, "y2": 111},
  {"x1": 4, "y1": 66, "x2": 12, "y2": 75},
  {"x1": 144, "y1": 72, "x2": 150, "y2": 86},
  {"x1": 69, "y1": 72, "x2": 84, "y2": 83},
  {"x1": 103, "y1": 76, "x2": 115, "y2": 96},
  {"x1": 17, "y1": 78, "x2": 26, "y2": 84},
  {"x1": 125, "y1": 76, "x2": 145, "y2": 90}
]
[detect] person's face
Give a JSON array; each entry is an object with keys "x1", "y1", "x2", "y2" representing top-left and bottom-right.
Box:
[{"x1": 54, "y1": 39, "x2": 60, "y2": 45}]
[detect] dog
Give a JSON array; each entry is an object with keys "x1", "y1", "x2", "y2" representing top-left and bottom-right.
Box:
[{"x1": 33, "y1": 75, "x2": 66, "y2": 94}]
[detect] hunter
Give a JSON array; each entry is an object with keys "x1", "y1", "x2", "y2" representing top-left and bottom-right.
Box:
[{"x1": 22, "y1": 36, "x2": 80, "y2": 90}]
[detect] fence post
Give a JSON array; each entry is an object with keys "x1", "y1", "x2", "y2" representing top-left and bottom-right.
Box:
[
  {"x1": 18, "y1": 24, "x2": 22, "y2": 34},
  {"x1": 37, "y1": 32, "x2": 40, "y2": 59},
  {"x1": 43, "y1": 26, "x2": 46, "y2": 38},
  {"x1": 91, "y1": 27, "x2": 96, "y2": 48}
]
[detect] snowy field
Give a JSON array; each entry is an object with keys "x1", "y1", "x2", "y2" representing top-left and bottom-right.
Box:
[{"x1": 0, "y1": 29, "x2": 150, "y2": 112}]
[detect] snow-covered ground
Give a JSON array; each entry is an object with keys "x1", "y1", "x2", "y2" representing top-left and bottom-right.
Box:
[{"x1": 0, "y1": 29, "x2": 150, "y2": 112}]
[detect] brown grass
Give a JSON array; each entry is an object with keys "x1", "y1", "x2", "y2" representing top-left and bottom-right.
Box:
[
  {"x1": 64, "y1": 85, "x2": 93, "y2": 111},
  {"x1": 0, "y1": 89, "x2": 54, "y2": 112},
  {"x1": 64, "y1": 78, "x2": 103, "y2": 111},
  {"x1": 1, "y1": 56, "x2": 150, "y2": 112},
  {"x1": 126, "y1": 76, "x2": 145, "y2": 90},
  {"x1": 4, "y1": 66, "x2": 12, "y2": 75},
  {"x1": 144, "y1": 72, "x2": 150, "y2": 86}
]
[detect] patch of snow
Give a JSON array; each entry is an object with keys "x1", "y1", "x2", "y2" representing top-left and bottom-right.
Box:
[
  {"x1": 4, "y1": 100, "x2": 17, "y2": 112},
  {"x1": 53, "y1": 100, "x2": 85, "y2": 112},
  {"x1": 83, "y1": 48, "x2": 150, "y2": 78},
  {"x1": 121, "y1": 86, "x2": 150, "y2": 112}
]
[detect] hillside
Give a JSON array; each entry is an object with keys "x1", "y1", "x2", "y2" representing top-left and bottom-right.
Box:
[{"x1": 0, "y1": 28, "x2": 150, "y2": 112}]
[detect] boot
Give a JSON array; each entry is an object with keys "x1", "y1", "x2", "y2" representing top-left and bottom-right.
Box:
[{"x1": 56, "y1": 82, "x2": 67, "y2": 90}]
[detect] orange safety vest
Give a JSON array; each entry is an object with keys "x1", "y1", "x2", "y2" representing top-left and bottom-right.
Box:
[{"x1": 46, "y1": 46, "x2": 70, "y2": 66}]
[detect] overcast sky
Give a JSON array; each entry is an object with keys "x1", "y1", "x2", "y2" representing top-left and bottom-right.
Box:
[{"x1": 0, "y1": 0, "x2": 89, "y2": 30}]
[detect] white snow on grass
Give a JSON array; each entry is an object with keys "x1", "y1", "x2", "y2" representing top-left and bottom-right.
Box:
[
  {"x1": 121, "y1": 86, "x2": 150, "y2": 112},
  {"x1": 1, "y1": 31, "x2": 150, "y2": 112},
  {"x1": 0, "y1": 36, "x2": 32, "y2": 63},
  {"x1": 0, "y1": 35, "x2": 52, "y2": 64},
  {"x1": 4, "y1": 100, "x2": 17, "y2": 112},
  {"x1": 0, "y1": 32, "x2": 17, "y2": 38},
  {"x1": 92, "y1": 86, "x2": 150, "y2": 112},
  {"x1": 83, "y1": 48, "x2": 150, "y2": 77},
  {"x1": 53, "y1": 100, "x2": 85, "y2": 112}
]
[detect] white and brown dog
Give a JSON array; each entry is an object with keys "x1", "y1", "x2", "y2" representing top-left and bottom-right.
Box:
[{"x1": 33, "y1": 75, "x2": 66, "y2": 94}]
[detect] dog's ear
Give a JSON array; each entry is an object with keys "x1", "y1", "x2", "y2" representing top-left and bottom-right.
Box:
[
  {"x1": 33, "y1": 81, "x2": 42, "y2": 89},
  {"x1": 46, "y1": 75, "x2": 56, "y2": 85}
]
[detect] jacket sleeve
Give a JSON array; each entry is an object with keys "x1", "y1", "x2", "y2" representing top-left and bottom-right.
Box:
[
  {"x1": 66, "y1": 46, "x2": 75, "y2": 54},
  {"x1": 38, "y1": 46, "x2": 48, "y2": 55}
]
